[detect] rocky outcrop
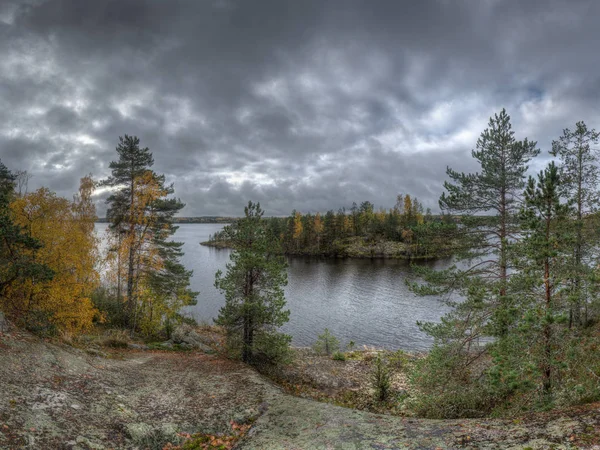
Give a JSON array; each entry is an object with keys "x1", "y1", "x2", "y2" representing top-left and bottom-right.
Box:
[
  {"x1": 1, "y1": 331, "x2": 599, "y2": 449},
  {"x1": 170, "y1": 324, "x2": 215, "y2": 352}
]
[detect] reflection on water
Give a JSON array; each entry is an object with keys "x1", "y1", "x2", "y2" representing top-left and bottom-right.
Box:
[{"x1": 95, "y1": 223, "x2": 452, "y2": 351}]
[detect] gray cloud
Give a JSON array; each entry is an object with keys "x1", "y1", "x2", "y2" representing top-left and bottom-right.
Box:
[{"x1": 1, "y1": 0, "x2": 599, "y2": 216}]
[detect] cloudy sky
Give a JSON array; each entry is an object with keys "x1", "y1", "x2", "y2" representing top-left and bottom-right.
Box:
[{"x1": 1, "y1": 0, "x2": 599, "y2": 216}]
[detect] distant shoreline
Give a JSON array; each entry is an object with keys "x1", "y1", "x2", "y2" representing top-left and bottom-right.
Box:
[{"x1": 96, "y1": 217, "x2": 236, "y2": 224}]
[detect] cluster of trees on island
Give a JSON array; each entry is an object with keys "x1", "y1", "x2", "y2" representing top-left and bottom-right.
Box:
[
  {"x1": 2, "y1": 108, "x2": 600, "y2": 420},
  {"x1": 207, "y1": 194, "x2": 457, "y2": 259}
]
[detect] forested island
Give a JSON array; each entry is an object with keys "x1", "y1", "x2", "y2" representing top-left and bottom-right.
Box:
[
  {"x1": 2, "y1": 111, "x2": 600, "y2": 448},
  {"x1": 202, "y1": 199, "x2": 458, "y2": 259}
]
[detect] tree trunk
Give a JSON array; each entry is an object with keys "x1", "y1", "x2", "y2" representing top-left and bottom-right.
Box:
[
  {"x1": 542, "y1": 207, "x2": 552, "y2": 396},
  {"x1": 126, "y1": 225, "x2": 136, "y2": 324},
  {"x1": 498, "y1": 156, "x2": 509, "y2": 336},
  {"x1": 242, "y1": 268, "x2": 254, "y2": 363},
  {"x1": 573, "y1": 146, "x2": 584, "y2": 327},
  {"x1": 126, "y1": 164, "x2": 136, "y2": 327}
]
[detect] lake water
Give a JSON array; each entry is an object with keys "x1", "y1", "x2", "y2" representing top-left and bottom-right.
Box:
[{"x1": 95, "y1": 223, "x2": 452, "y2": 351}]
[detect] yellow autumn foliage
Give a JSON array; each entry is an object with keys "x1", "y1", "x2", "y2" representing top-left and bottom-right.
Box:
[
  {"x1": 104, "y1": 170, "x2": 189, "y2": 335},
  {"x1": 313, "y1": 213, "x2": 324, "y2": 236},
  {"x1": 292, "y1": 211, "x2": 303, "y2": 240},
  {"x1": 3, "y1": 179, "x2": 100, "y2": 334}
]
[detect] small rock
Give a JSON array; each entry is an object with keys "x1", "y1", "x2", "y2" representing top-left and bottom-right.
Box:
[
  {"x1": 128, "y1": 343, "x2": 149, "y2": 350},
  {"x1": 258, "y1": 402, "x2": 269, "y2": 414},
  {"x1": 71, "y1": 404, "x2": 82, "y2": 410}
]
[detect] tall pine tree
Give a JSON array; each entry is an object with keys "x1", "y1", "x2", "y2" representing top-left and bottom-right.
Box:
[
  {"x1": 422, "y1": 109, "x2": 540, "y2": 336},
  {"x1": 408, "y1": 110, "x2": 540, "y2": 417},
  {"x1": 102, "y1": 136, "x2": 196, "y2": 333},
  {"x1": 498, "y1": 162, "x2": 572, "y2": 399},
  {"x1": 215, "y1": 201, "x2": 290, "y2": 364},
  {"x1": 551, "y1": 121, "x2": 600, "y2": 327}
]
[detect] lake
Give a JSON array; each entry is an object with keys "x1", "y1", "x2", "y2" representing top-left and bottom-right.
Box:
[{"x1": 95, "y1": 223, "x2": 452, "y2": 351}]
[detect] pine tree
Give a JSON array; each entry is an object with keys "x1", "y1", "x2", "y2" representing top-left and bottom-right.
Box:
[
  {"x1": 408, "y1": 110, "x2": 540, "y2": 416},
  {"x1": 507, "y1": 162, "x2": 572, "y2": 398},
  {"x1": 436, "y1": 108, "x2": 540, "y2": 336},
  {"x1": 215, "y1": 201, "x2": 290, "y2": 364},
  {"x1": 101, "y1": 136, "x2": 196, "y2": 332},
  {"x1": 313, "y1": 328, "x2": 340, "y2": 355},
  {"x1": 102, "y1": 135, "x2": 154, "y2": 319},
  {"x1": 551, "y1": 121, "x2": 600, "y2": 327}
]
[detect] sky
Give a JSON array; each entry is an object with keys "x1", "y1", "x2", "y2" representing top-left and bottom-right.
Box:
[{"x1": 1, "y1": 0, "x2": 599, "y2": 216}]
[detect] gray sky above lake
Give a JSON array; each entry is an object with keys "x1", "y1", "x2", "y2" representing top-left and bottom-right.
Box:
[{"x1": 1, "y1": 0, "x2": 599, "y2": 216}]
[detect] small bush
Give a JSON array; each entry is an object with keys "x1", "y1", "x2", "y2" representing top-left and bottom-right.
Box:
[
  {"x1": 344, "y1": 350, "x2": 365, "y2": 360},
  {"x1": 59, "y1": 330, "x2": 75, "y2": 346},
  {"x1": 332, "y1": 351, "x2": 346, "y2": 361},
  {"x1": 372, "y1": 354, "x2": 391, "y2": 402},
  {"x1": 91, "y1": 287, "x2": 128, "y2": 328},
  {"x1": 101, "y1": 329, "x2": 130, "y2": 348},
  {"x1": 252, "y1": 331, "x2": 293, "y2": 366},
  {"x1": 313, "y1": 328, "x2": 340, "y2": 356},
  {"x1": 147, "y1": 342, "x2": 191, "y2": 352},
  {"x1": 21, "y1": 310, "x2": 58, "y2": 337},
  {"x1": 388, "y1": 349, "x2": 411, "y2": 369},
  {"x1": 407, "y1": 344, "x2": 496, "y2": 418}
]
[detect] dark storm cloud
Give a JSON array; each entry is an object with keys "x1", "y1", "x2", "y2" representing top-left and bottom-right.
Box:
[{"x1": 1, "y1": 0, "x2": 599, "y2": 215}]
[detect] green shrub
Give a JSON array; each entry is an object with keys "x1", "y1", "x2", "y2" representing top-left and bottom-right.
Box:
[
  {"x1": 332, "y1": 351, "x2": 346, "y2": 361},
  {"x1": 388, "y1": 349, "x2": 411, "y2": 369},
  {"x1": 252, "y1": 331, "x2": 293, "y2": 366},
  {"x1": 146, "y1": 342, "x2": 192, "y2": 352},
  {"x1": 407, "y1": 344, "x2": 497, "y2": 418},
  {"x1": 91, "y1": 287, "x2": 128, "y2": 328},
  {"x1": 21, "y1": 310, "x2": 58, "y2": 337},
  {"x1": 371, "y1": 354, "x2": 391, "y2": 402},
  {"x1": 313, "y1": 328, "x2": 340, "y2": 356}
]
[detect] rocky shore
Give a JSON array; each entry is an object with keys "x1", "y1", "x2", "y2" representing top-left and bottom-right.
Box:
[{"x1": 1, "y1": 325, "x2": 599, "y2": 449}]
